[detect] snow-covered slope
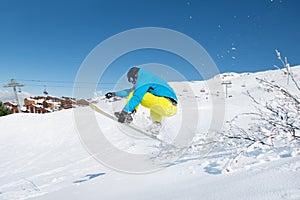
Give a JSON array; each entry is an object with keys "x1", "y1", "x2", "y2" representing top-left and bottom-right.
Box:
[
  {"x1": 0, "y1": 66, "x2": 300, "y2": 200},
  {"x1": 0, "y1": 89, "x2": 31, "y2": 104}
]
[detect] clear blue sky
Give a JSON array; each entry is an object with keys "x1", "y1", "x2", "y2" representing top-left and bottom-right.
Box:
[{"x1": 0, "y1": 0, "x2": 299, "y2": 97}]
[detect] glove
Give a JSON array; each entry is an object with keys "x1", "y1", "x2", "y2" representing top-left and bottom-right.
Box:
[
  {"x1": 115, "y1": 111, "x2": 133, "y2": 124},
  {"x1": 105, "y1": 92, "x2": 115, "y2": 99}
]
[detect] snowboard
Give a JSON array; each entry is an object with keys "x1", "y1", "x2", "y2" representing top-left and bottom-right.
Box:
[{"x1": 89, "y1": 103, "x2": 167, "y2": 143}]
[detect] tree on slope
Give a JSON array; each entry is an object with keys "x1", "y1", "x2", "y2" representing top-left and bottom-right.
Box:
[{"x1": 0, "y1": 102, "x2": 13, "y2": 116}]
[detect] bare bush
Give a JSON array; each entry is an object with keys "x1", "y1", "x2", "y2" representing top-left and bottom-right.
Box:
[{"x1": 223, "y1": 50, "x2": 300, "y2": 172}]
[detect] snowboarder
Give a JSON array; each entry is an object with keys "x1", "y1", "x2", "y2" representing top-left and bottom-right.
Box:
[{"x1": 105, "y1": 67, "x2": 178, "y2": 133}]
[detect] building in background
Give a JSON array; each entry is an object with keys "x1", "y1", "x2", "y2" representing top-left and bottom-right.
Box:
[{"x1": 4, "y1": 96, "x2": 88, "y2": 114}]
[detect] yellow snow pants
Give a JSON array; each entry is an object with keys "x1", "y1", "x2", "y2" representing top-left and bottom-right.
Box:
[{"x1": 127, "y1": 91, "x2": 177, "y2": 123}]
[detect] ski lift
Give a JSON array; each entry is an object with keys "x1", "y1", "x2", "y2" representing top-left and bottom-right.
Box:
[
  {"x1": 43, "y1": 85, "x2": 49, "y2": 95},
  {"x1": 18, "y1": 87, "x2": 22, "y2": 93}
]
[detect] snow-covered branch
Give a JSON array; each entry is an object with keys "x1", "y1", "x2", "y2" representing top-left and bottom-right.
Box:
[
  {"x1": 275, "y1": 49, "x2": 300, "y2": 91},
  {"x1": 222, "y1": 51, "x2": 300, "y2": 172}
]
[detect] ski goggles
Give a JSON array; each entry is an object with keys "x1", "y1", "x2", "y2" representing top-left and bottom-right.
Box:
[
  {"x1": 128, "y1": 75, "x2": 137, "y2": 83},
  {"x1": 128, "y1": 76, "x2": 134, "y2": 83}
]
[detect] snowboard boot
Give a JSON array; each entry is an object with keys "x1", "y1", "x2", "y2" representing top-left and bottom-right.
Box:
[
  {"x1": 148, "y1": 121, "x2": 162, "y2": 135},
  {"x1": 114, "y1": 111, "x2": 133, "y2": 124}
]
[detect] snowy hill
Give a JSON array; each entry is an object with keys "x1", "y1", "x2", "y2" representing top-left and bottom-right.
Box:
[
  {"x1": 0, "y1": 89, "x2": 31, "y2": 104},
  {"x1": 0, "y1": 67, "x2": 300, "y2": 200}
]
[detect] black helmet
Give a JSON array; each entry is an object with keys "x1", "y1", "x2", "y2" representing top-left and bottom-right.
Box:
[{"x1": 127, "y1": 67, "x2": 140, "y2": 82}]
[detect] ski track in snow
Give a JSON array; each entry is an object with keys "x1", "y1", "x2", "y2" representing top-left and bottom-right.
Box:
[{"x1": 0, "y1": 66, "x2": 300, "y2": 200}]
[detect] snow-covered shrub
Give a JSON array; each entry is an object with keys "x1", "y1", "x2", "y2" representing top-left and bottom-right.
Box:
[
  {"x1": 223, "y1": 50, "x2": 300, "y2": 172},
  {"x1": 0, "y1": 102, "x2": 13, "y2": 116},
  {"x1": 251, "y1": 78, "x2": 300, "y2": 140}
]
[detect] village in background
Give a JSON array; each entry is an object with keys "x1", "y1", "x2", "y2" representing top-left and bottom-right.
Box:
[
  {"x1": 3, "y1": 96, "x2": 89, "y2": 114},
  {"x1": 0, "y1": 79, "x2": 89, "y2": 114}
]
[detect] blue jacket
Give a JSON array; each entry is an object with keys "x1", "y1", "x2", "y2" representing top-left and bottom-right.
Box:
[{"x1": 115, "y1": 69, "x2": 178, "y2": 113}]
